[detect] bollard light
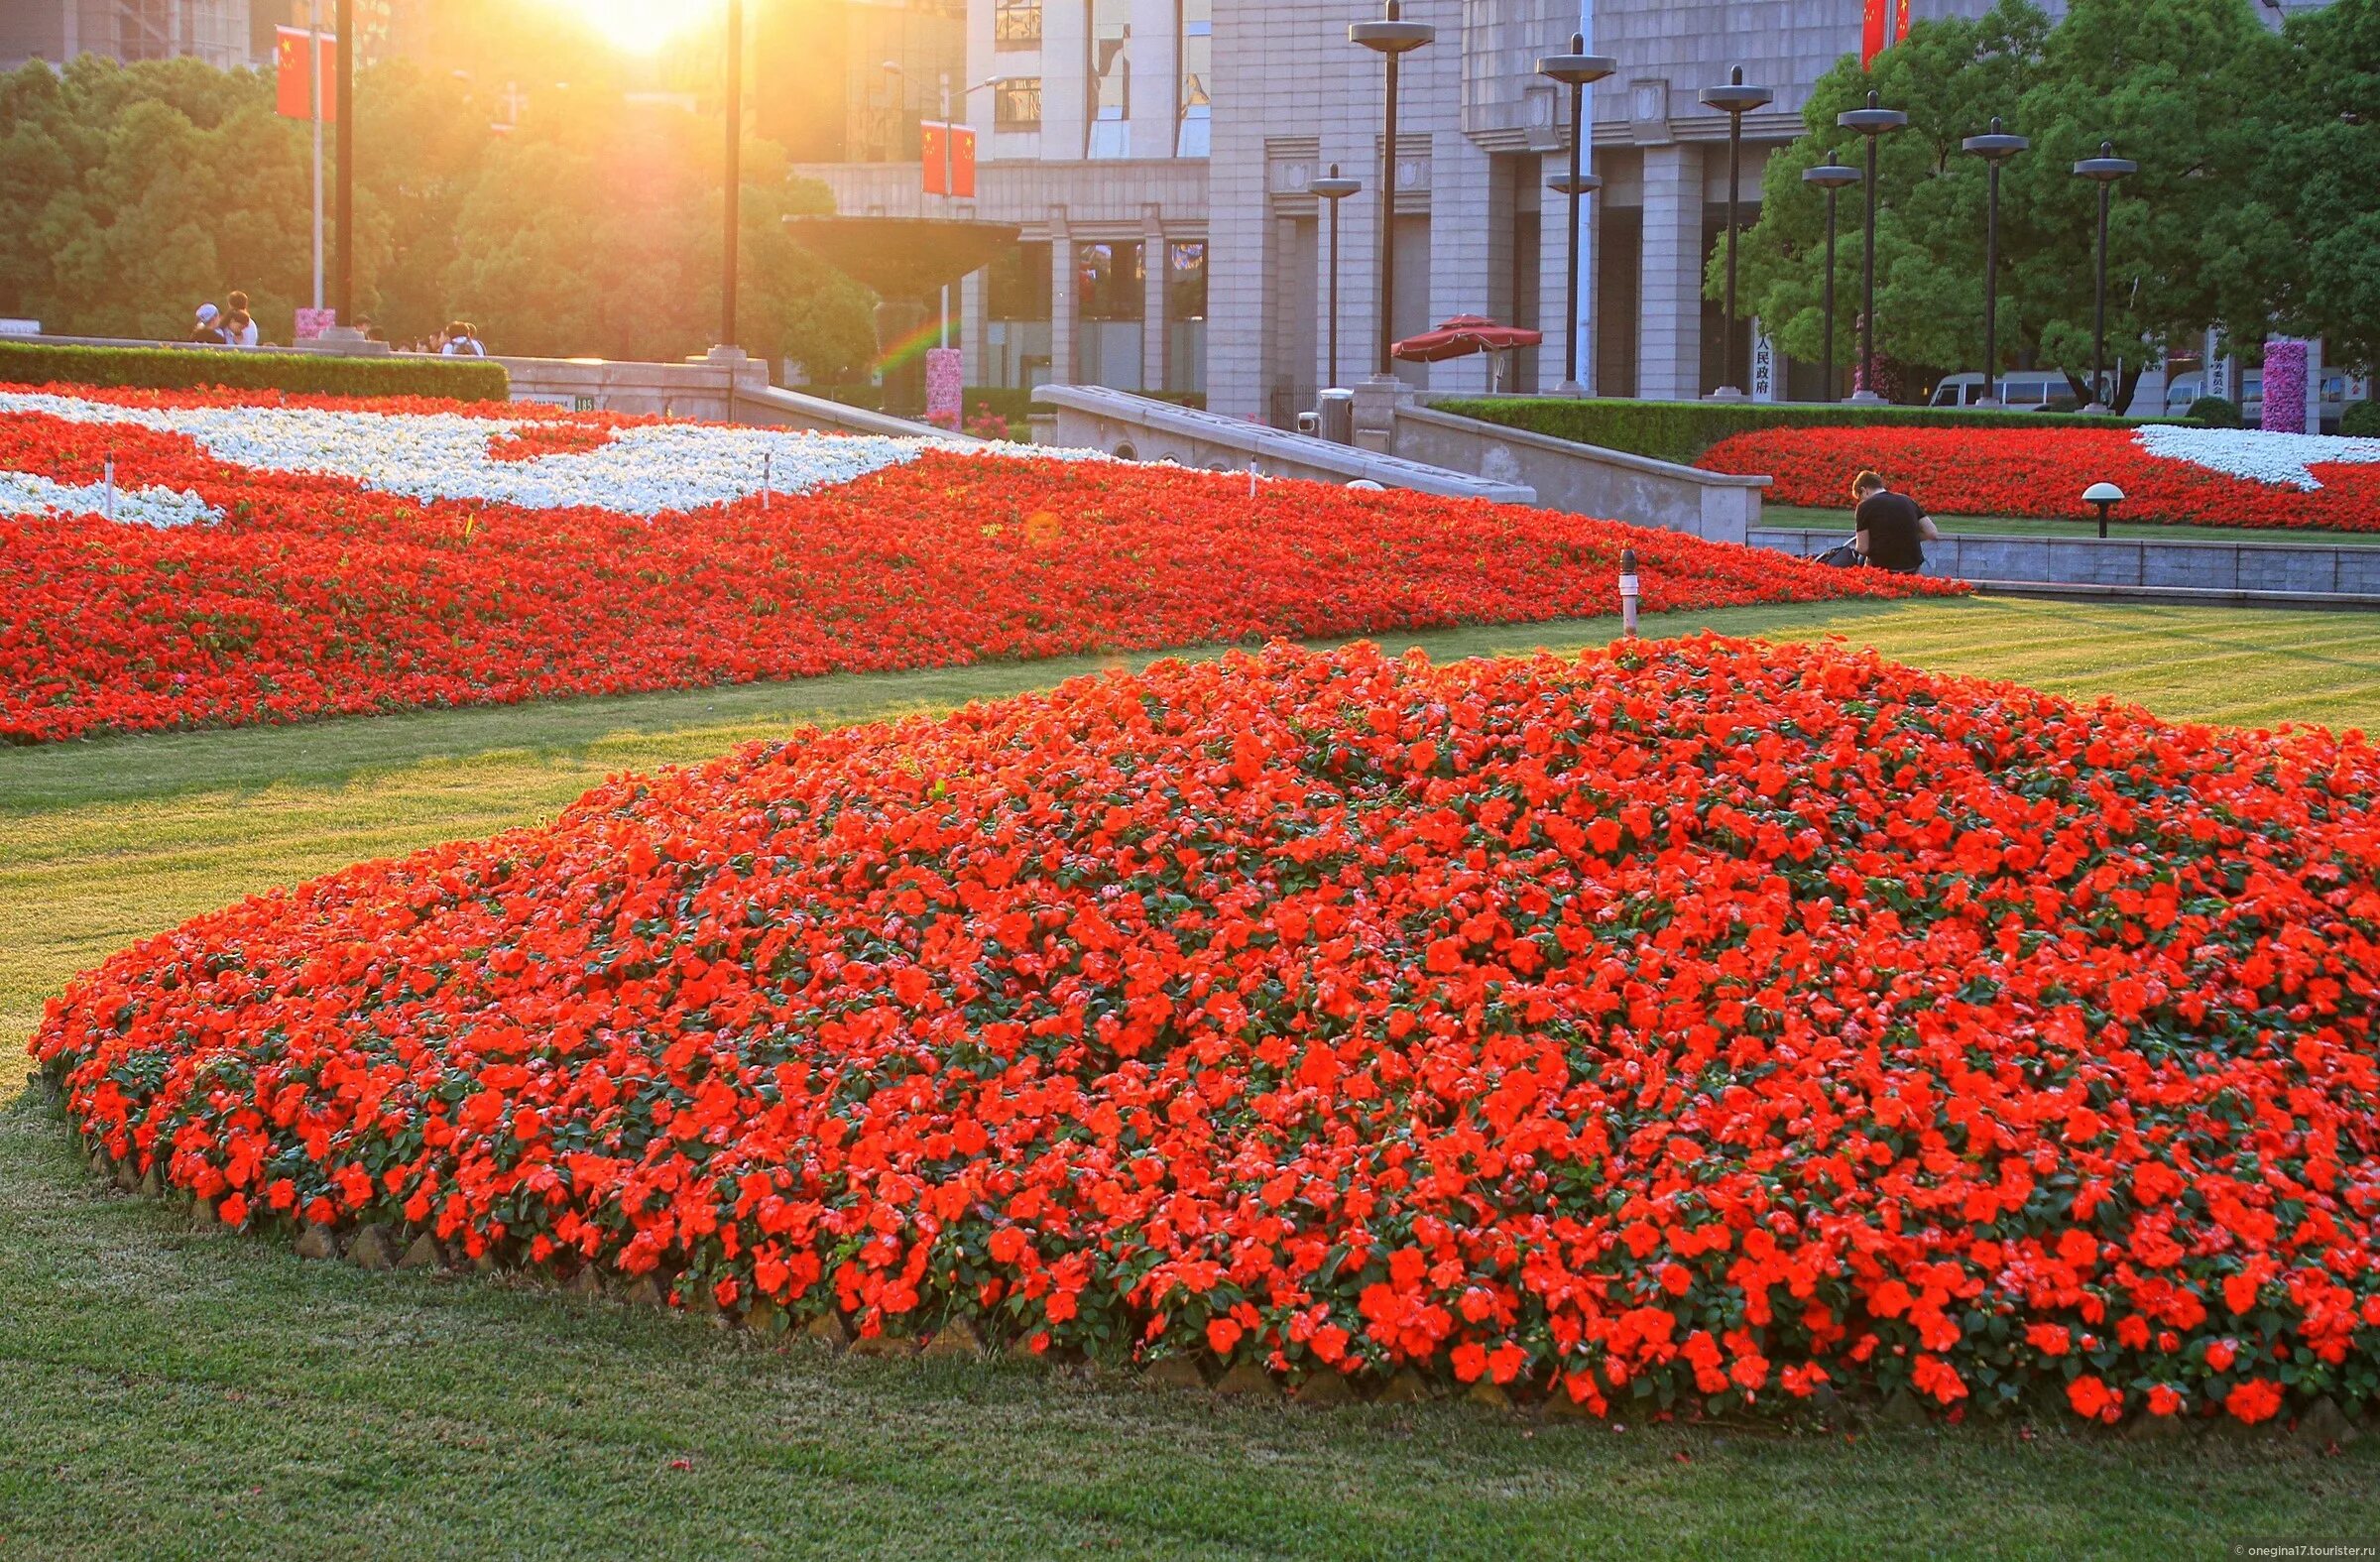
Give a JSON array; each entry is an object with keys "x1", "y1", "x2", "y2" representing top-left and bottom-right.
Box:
[
  {"x1": 1618, "y1": 546, "x2": 1640, "y2": 637},
  {"x1": 2084, "y1": 481, "x2": 2124, "y2": 539}
]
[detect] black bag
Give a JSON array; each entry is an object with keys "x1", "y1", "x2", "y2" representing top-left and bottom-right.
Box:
[{"x1": 1814, "y1": 540, "x2": 1864, "y2": 569}]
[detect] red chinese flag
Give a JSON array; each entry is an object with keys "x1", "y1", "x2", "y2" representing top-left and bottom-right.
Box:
[
  {"x1": 921, "y1": 120, "x2": 947, "y2": 194},
  {"x1": 275, "y1": 27, "x2": 338, "y2": 122},
  {"x1": 949, "y1": 125, "x2": 978, "y2": 198},
  {"x1": 1860, "y1": 0, "x2": 1889, "y2": 66}
]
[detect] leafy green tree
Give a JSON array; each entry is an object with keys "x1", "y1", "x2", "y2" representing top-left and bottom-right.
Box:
[
  {"x1": 2253, "y1": 0, "x2": 2380, "y2": 369},
  {"x1": 1725, "y1": 0, "x2": 2291, "y2": 410}
]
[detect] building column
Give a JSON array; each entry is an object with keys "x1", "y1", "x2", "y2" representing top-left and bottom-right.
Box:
[
  {"x1": 960, "y1": 267, "x2": 989, "y2": 389},
  {"x1": 1428, "y1": 131, "x2": 1494, "y2": 396},
  {"x1": 1142, "y1": 209, "x2": 1168, "y2": 393},
  {"x1": 1637, "y1": 142, "x2": 1703, "y2": 402},
  {"x1": 1049, "y1": 207, "x2": 1076, "y2": 386}
]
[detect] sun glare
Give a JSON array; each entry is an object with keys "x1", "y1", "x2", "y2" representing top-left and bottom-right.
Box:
[{"x1": 548, "y1": 0, "x2": 717, "y2": 57}]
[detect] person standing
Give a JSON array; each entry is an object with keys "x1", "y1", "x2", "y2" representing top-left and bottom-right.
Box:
[{"x1": 1851, "y1": 470, "x2": 1940, "y2": 574}]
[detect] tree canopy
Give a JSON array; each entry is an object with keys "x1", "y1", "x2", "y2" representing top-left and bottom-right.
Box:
[
  {"x1": 0, "y1": 54, "x2": 874, "y2": 378},
  {"x1": 1723, "y1": 0, "x2": 2372, "y2": 409}
]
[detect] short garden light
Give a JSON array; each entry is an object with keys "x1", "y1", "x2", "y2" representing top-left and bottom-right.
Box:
[
  {"x1": 2084, "y1": 481, "x2": 2124, "y2": 539},
  {"x1": 1619, "y1": 546, "x2": 1639, "y2": 636}
]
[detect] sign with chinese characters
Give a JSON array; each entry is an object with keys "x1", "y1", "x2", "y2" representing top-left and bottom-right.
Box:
[{"x1": 1750, "y1": 322, "x2": 1777, "y2": 403}]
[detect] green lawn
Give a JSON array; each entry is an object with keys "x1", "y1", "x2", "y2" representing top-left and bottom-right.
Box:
[
  {"x1": 5, "y1": 597, "x2": 2379, "y2": 1559},
  {"x1": 1764, "y1": 503, "x2": 2380, "y2": 548}
]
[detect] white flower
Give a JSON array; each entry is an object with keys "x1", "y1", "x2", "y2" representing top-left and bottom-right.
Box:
[
  {"x1": 0, "y1": 471, "x2": 219, "y2": 529},
  {"x1": 2134, "y1": 424, "x2": 2380, "y2": 491},
  {"x1": 0, "y1": 393, "x2": 993, "y2": 518}
]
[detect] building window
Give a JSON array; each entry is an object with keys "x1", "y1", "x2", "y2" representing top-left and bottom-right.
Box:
[
  {"x1": 994, "y1": 0, "x2": 1042, "y2": 48},
  {"x1": 1078, "y1": 241, "x2": 1145, "y2": 320},
  {"x1": 1176, "y1": 0, "x2": 1211, "y2": 158},
  {"x1": 1087, "y1": 0, "x2": 1131, "y2": 158},
  {"x1": 995, "y1": 77, "x2": 1042, "y2": 130},
  {"x1": 1166, "y1": 241, "x2": 1207, "y2": 320}
]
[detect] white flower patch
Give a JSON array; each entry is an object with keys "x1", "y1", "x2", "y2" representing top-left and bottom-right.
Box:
[
  {"x1": 0, "y1": 471, "x2": 220, "y2": 529},
  {"x1": 0, "y1": 392, "x2": 991, "y2": 518},
  {"x1": 2135, "y1": 425, "x2": 2380, "y2": 491}
]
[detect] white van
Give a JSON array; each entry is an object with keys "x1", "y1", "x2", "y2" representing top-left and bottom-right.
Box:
[{"x1": 1927, "y1": 372, "x2": 2083, "y2": 412}]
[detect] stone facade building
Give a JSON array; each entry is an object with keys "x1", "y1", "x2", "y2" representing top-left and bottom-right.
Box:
[{"x1": 2, "y1": 0, "x2": 253, "y2": 73}]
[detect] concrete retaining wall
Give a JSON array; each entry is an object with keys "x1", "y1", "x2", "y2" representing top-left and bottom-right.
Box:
[
  {"x1": 1033, "y1": 385, "x2": 1536, "y2": 504},
  {"x1": 499, "y1": 351, "x2": 957, "y2": 439},
  {"x1": 1394, "y1": 403, "x2": 1767, "y2": 544},
  {"x1": 1754, "y1": 528, "x2": 2380, "y2": 599}
]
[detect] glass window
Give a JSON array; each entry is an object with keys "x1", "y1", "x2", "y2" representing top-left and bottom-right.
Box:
[
  {"x1": 1078, "y1": 242, "x2": 1145, "y2": 320},
  {"x1": 1176, "y1": 0, "x2": 1210, "y2": 158},
  {"x1": 994, "y1": 0, "x2": 1042, "y2": 47},
  {"x1": 1166, "y1": 241, "x2": 1207, "y2": 321},
  {"x1": 1087, "y1": 0, "x2": 1131, "y2": 158},
  {"x1": 994, "y1": 77, "x2": 1042, "y2": 130}
]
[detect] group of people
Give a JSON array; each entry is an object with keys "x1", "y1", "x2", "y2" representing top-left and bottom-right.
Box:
[
  {"x1": 189, "y1": 292, "x2": 260, "y2": 348},
  {"x1": 184, "y1": 295, "x2": 485, "y2": 358},
  {"x1": 402, "y1": 322, "x2": 487, "y2": 357}
]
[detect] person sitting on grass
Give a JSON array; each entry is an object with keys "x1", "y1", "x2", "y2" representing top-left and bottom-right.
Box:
[{"x1": 1852, "y1": 469, "x2": 1940, "y2": 574}]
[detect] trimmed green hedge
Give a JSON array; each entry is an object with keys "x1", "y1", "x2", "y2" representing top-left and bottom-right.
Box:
[
  {"x1": 0, "y1": 341, "x2": 510, "y2": 402},
  {"x1": 1434, "y1": 397, "x2": 2162, "y2": 466},
  {"x1": 2343, "y1": 399, "x2": 2380, "y2": 439}
]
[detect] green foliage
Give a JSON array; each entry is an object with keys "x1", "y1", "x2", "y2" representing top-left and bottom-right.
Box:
[
  {"x1": 2343, "y1": 398, "x2": 2380, "y2": 438},
  {"x1": 1726, "y1": 0, "x2": 2300, "y2": 411},
  {"x1": 0, "y1": 340, "x2": 509, "y2": 400},
  {"x1": 1436, "y1": 397, "x2": 2147, "y2": 466},
  {"x1": 2188, "y1": 396, "x2": 2243, "y2": 427},
  {"x1": 0, "y1": 54, "x2": 875, "y2": 377},
  {"x1": 2258, "y1": 0, "x2": 2380, "y2": 370}
]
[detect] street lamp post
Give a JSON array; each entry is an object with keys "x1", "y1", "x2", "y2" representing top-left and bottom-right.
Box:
[
  {"x1": 1538, "y1": 34, "x2": 1616, "y2": 398},
  {"x1": 1700, "y1": 64, "x2": 1773, "y2": 401},
  {"x1": 1350, "y1": 1, "x2": 1434, "y2": 382},
  {"x1": 2072, "y1": 138, "x2": 2137, "y2": 415},
  {"x1": 1537, "y1": 34, "x2": 1617, "y2": 398},
  {"x1": 1309, "y1": 165, "x2": 1364, "y2": 392},
  {"x1": 1961, "y1": 116, "x2": 2028, "y2": 409},
  {"x1": 1801, "y1": 152, "x2": 1860, "y2": 403},
  {"x1": 721, "y1": 0, "x2": 744, "y2": 350},
  {"x1": 1837, "y1": 89, "x2": 1907, "y2": 405}
]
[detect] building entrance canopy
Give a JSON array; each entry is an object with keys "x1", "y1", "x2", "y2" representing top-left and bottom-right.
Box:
[{"x1": 781, "y1": 216, "x2": 1023, "y2": 303}]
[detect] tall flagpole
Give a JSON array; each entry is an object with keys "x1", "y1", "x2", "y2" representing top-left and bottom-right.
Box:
[
  {"x1": 334, "y1": 0, "x2": 353, "y2": 326},
  {"x1": 309, "y1": 3, "x2": 323, "y2": 311},
  {"x1": 1573, "y1": 0, "x2": 1596, "y2": 395}
]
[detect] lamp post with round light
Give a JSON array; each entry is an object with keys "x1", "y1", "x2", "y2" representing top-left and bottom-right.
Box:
[
  {"x1": 1350, "y1": 1, "x2": 1434, "y2": 382},
  {"x1": 1960, "y1": 116, "x2": 2028, "y2": 409},
  {"x1": 2072, "y1": 139, "x2": 2137, "y2": 415},
  {"x1": 1700, "y1": 64, "x2": 1773, "y2": 401},
  {"x1": 1801, "y1": 152, "x2": 1861, "y2": 404},
  {"x1": 1309, "y1": 164, "x2": 1364, "y2": 392},
  {"x1": 1537, "y1": 33, "x2": 1616, "y2": 398},
  {"x1": 1837, "y1": 89, "x2": 1907, "y2": 405}
]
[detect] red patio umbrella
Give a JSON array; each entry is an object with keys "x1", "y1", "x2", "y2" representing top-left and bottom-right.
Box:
[{"x1": 1390, "y1": 314, "x2": 1544, "y2": 391}]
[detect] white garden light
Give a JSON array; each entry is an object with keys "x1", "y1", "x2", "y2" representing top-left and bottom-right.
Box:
[{"x1": 2084, "y1": 481, "x2": 2125, "y2": 538}]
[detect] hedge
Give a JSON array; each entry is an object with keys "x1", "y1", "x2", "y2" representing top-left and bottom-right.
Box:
[
  {"x1": 1433, "y1": 397, "x2": 2167, "y2": 466},
  {"x1": 0, "y1": 341, "x2": 510, "y2": 402}
]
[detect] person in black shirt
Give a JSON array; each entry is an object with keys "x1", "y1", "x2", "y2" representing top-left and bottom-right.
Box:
[{"x1": 1852, "y1": 470, "x2": 1940, "y2": 573}]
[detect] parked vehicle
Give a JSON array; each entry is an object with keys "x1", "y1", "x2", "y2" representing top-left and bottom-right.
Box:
[
  {"x1": 2165, "y1": 369, "x2": 2367, "y2": 431},
  {"x1": 1926, "y1": 372, "x2": 2082, "y2": 412}
]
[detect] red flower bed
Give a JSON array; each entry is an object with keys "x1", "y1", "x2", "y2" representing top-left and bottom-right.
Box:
[
  {"x1": 36, "y1": 638, "x2": 2380, "y2": 1425},
  {"x1": 1700, "y1": 424, "x2": 2380, "y2": 533},
  {"x1": 0, "y1": 389, "x2": 1956, "y2": 743}
]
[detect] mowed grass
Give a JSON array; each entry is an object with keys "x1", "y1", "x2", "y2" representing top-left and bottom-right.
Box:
[
  {"x1": 1763, "y1": 503, "x2": 2380, "y2": 548},
  {"x1": 4, "y1": 596, "x2": 2380, "y2": 1559}
]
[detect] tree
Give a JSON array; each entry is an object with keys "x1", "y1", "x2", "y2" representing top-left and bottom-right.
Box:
[
  {"x1": 1725, "y1": 0, "x2": 2292, "y2": 409},
  {"x1": 2254, "y1": 0, "x2": 2380, "y2": 369}
]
